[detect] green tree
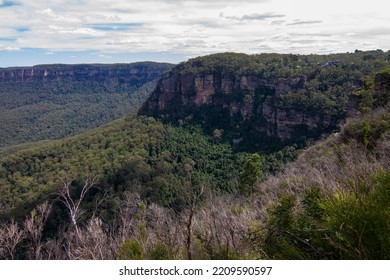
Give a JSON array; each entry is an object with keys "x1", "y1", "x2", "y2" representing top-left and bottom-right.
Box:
[
  {"x1": 239, "y1": 153, "x2": 263, "y2": 194},
  {"x1": 212, "y1": 129, "x2": 223, "y2": 142}
]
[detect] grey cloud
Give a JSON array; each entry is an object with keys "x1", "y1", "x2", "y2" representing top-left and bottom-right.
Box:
[
  {"x1": 256, "y1": 44, "x2": 273, "y2": 51},
  {"x1": 105, "y1": 40, "x2": 145, "y2": 47},
  {"x1": 290, "y1": 32, "x2": 333, "y2": 37},
  {"x1": 293, "y1": 38, "x2": 339, "y2": 44},
  {"x1": 112, "y1": 8, "x2": 139, "y2": 14},
  {"x1": 221, "y1": 12, "x2": 285, "y2": 21},
  {"x1": 348, "y1": 27, "x2": 390, "y2": 37},
  {"x1": 271, "y1": 20, "x2": 286, "y2": 25},
  {"x1": 291, "y1": 39, "x2": 318, "y2": 44},
  {"x1": 242, "y1": 13, "x2": 285, "y2": 21},
  {"x1": 287, "y1": 20, "x2": 322, "y2": 26},
  {"x1": 181, "y1": 19, "x2": 224, "y2": 29},
  {"x1": 176, "y1": 39, "x2": 207, "y2": 49}
]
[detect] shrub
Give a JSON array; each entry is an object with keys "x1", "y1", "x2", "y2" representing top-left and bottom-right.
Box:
[{"x1": 117, "y1": 240, "x2": 144, "y2": 260}]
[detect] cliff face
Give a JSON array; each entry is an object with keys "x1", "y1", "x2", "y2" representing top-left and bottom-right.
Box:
[
  {"x1": 141, "y1": 69, "x2": 336, "y2": 140},
  {"x1": 0, "y1": 63, "x2": 172, "y2": 84},
  {"x1": 0, "y1": 62, "x2": 173, "y2": 148}
]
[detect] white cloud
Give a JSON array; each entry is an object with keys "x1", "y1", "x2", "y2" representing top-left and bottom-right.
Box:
[
  {"x1": 0, "y1": 0, "x2": 389, "y2": 64},
  {"x1": 0, "y1": 45, "x2": 20, "y2": 51}
]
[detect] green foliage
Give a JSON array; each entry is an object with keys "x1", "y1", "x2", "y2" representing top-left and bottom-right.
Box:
[
  {"x1": 1, "y1": 51, "x2": 389, "y2": 260},
  {"x1": 257, "y1": 170, "x2": 390, "y2": 259},
  {"x1": 0, "y1": 63, "x2": 172, "y2": 148},
  {"x1": 302, "y1": 187, "x2": 324, "y2": 220},
  {"x1": 150, "y1": 243, "x2": 171, "y2": 260},
  {"x1": 320, "y1": 170, "x2": 390, "y2": 259},
  {"x1": 239, "y1": 153, "x2": 263, "y2": 194},
  {"x1": 208, "y1": 246, "x2": 241, "y2": 260},
  {"x1": 212, "y1": 129, "x2": 223, "y2": 142},
  {"x1": 179, "y1": 51, "x2": 390, "y2": 79},
  {"x1": 0, "y1": 115, "x2": 247, "y2": 217},
  {"x1": 269, "y1": 195, "x2": 295, "y2": 230},
  {"x1": 281, "y1": 89, "x2": 343, "y2": 116},
  {"x1": 261, "y1": 195, "x2": 305, "y2": 259},
  {"x1": 342, "y1": 111, "x2": 390, "y2": 149},
  {"x1": 117, "y1": 240, "x2": 145, "y2": 260},
  {"x1": 357, "y1": 89, "x2": 374, "y2": 112},
  {"x1": 152, "y1": 51, "x2": 390, "y2": 154},
  {"x1": 263, "y1": 145, "x2": 300, "y2": 174}
]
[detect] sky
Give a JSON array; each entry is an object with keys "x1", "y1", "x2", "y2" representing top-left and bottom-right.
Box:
[{"x1": 0, "y1": 0, "x2": 389, "y2": 67}]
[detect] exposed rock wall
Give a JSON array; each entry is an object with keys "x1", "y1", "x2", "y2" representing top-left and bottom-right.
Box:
[
  {"x1": 141, "y1": 68, "x2": 335, "y2": 140},
  {"x1": 0, "y1": 63, "x2": 172, "y2": 84}
]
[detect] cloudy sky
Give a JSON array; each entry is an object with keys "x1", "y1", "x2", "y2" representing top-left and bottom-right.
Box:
[{"x1": 0, "y1": 0, "x2": 389, "y2": 66}]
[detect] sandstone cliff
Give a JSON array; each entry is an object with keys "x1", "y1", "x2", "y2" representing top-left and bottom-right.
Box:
[
  {"x1": 141, "y1": 66, "x2": 339, "y2": 141},
  {"x1": 0, "y1": 62, "x2": 173, "y2": 148},
  {"x1": 0, "y1": 62, "x2": 172, "y2": 84}
]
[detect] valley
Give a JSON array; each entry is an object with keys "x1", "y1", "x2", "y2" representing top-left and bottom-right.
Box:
[
  {"x1": 0, "y1": 62, "x2": 173, "y2": 147},
  {"x1": 0, "y1": 51, "x2": 389, "y2": 260}
]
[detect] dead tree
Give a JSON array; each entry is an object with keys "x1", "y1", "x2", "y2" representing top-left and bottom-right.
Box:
[
  {"x1": 148, "y1": 203, "x2": 184, "y2": 259},
  {"x1": 57, "y1": 176, "x2": 98, "y2": 240},
  {"x1": 0, "y1": 219, "x2": 25, "y2": 260},
  {"x1": 23, "y1": 201, "x2": 52, "y2": 259},
  {"x1": 183, "y1": 184, "x2": 204, "y2": 260}
]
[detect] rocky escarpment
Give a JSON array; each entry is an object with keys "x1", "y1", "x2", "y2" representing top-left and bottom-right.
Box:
[
  {"x1": 0, "y1": 62, "x2": 172, "y2": 84},
  {"x1": 141, "y1": 66, "x2": 339, "y2": 141},
  {"x1": 0, "y1": 62, "x2": 173, "y2": 148},
  {"x1": 141, "y1": 51, "x2": 389, "y2": 146}
]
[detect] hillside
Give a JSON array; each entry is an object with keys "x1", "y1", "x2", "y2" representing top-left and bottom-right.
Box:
[
  {"x1": 0, "y1": 62, "x2": 173, "y2": 147},
  {"x1": 142, "y1": 51, "x2": 389, "y2": 151},
  {"x1": 0, "y1": 114, "x2": 247, "y2": 217},
  {"x1": 0, "y1": 51, "x2": 389, "y2": 260}
]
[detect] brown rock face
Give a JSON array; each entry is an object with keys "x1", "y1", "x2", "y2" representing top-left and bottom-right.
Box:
[
  {"x1": 141, "y1": 68, "x2": 337, "y2": 140},
  {"x1": 194, "y1": 75, "x2": 215, "y2": 105},
  {"x1": 0, "y1": 63, "x2": 171, "y2": 84}
]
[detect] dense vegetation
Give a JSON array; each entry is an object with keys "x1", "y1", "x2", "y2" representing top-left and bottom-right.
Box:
[
  {"x1": 179, "y1": 50, "x2": 389, "y2": 78},
  {"x1": 0, "y1": 62, "x2": 172, "y2": 147},
  {"x1": 256, "y1": 110, "x2": 390, "y2": 259},
  {"x1": 0, "y1": 51, "x2": 389, "y2": 260},
  {"x1": 0, "y1": 114, "x2": 248, "y2": 217},
  {"x1": 146, "y1": 50, "x2": 390, "y2": 153}
]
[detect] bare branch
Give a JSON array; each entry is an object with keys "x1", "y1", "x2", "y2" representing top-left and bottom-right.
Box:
[
  {"x1": 23, "y1": 201, "x2": 52, "y2": 259},
  {"x1": 57, "y1": 175, "x2": 99, "y2": 240},
  {"x1": 0, "y1": 219, "x2": 25, "y2": 260}
]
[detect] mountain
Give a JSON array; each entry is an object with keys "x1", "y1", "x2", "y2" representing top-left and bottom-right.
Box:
[
  {"x1": 0, "y1": 62, "x2": 173, "y2": 147},
  {"x1": 141, "y1": 51, "x2": 389, "y2": 151},
  {"x1": 0, "y1": 51, "x2": 389, "y2": 260},
  {"x1": 0, "y1": 63, "x2": 171, "y2": 83}
]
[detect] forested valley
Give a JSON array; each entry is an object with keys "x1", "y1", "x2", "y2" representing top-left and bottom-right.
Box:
[
  {"x1": 0, "y1": 62, "x2": 173, "y2": 147},
  {"x1": 0, "y1": 51, "x2": 389, "y2": 260}
]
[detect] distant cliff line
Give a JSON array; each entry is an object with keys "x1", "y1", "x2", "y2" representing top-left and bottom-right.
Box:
[{"x1": 0, "y1": 62, "x2": 173, "y2": 83}]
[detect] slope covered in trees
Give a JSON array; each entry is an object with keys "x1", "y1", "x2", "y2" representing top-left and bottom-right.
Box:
[
  {"x1": 0, "y1": 51, "x2": 389, "y2": 259},
  {"x1": 1, "y1": 103, "x2": 388, "y2": 260},
  {"x1": 142, "y1": 50, "x2": 390, "y2": 152},
  {"x1": 0, "y1": 62, "x2": 173, "y2": 147}
]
